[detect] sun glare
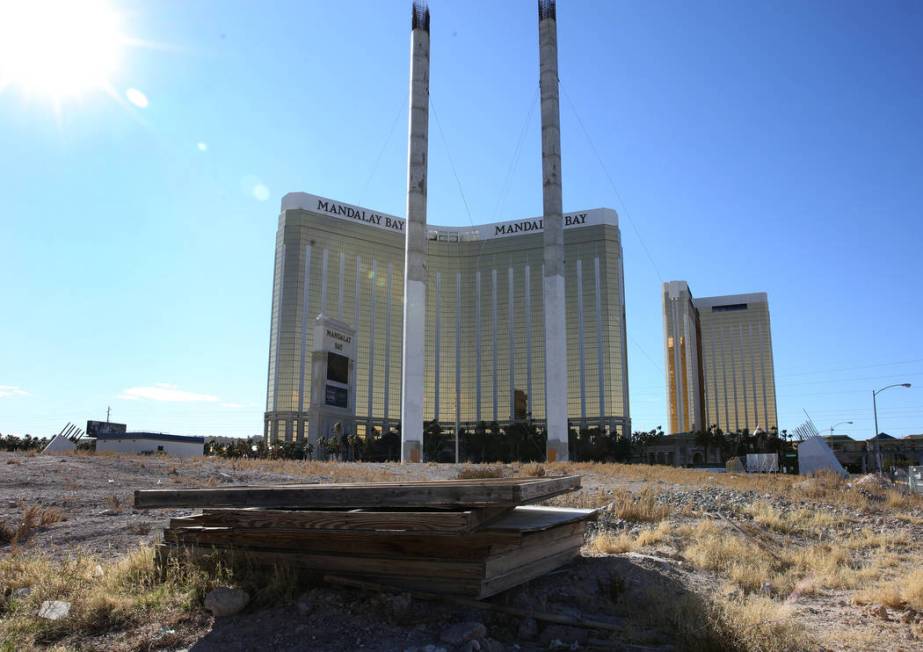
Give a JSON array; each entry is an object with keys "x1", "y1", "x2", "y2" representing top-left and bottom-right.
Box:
[{"x1": 0, "y1": 0, "x2": 124, "y2": 99}]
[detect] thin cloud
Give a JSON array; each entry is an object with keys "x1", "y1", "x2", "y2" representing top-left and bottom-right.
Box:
[
  {"x1": 220, "y1": 402, "x2": 243, "y2": 409},
  {"x1": 0, "y1": 385, "x2": 29, "y2": 398},
  {"x1": 118, "y1": 383, "x2": 219, "y2": 403}
]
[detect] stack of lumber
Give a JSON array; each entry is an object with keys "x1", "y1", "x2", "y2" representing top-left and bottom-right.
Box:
[{"x1": 135, "y1": 475, "x2": 596, "y2": 599}]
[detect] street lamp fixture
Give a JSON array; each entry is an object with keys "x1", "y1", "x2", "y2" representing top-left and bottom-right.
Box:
[
  {"x1": 872, "y1": 383, "x2": 912, "y2": 473},
  {"x1": 828, "y1": 420, "x2": 853, "y2": 436}
]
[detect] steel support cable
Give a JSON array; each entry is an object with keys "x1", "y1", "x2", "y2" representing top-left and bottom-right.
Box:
[
  {"x1": 358, "y1": 102, "x2": 404, "y2": 207},
  {"x1": 431, "y1": 97, "x2": 475, "y2": 227},
  {"x1": 493, "y1": 86, "x2": 540, "y2": 221},
  {"x1": 560, "y1": 82, "x2": 664, "y2": 283}
]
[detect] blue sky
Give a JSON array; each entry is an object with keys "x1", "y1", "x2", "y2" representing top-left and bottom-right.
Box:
[{"x1": 1, "y1": 0, "x2": 922, "y2": 439}]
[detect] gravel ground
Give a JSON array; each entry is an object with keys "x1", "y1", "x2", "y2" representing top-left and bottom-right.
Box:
[{"x1": 2, "y1": 452, "x2": 922, "y2": 651}]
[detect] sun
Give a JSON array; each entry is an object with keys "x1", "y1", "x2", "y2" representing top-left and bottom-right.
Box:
[{"x1": 0, "y1": 0, "x2": 125, "y2": 100}]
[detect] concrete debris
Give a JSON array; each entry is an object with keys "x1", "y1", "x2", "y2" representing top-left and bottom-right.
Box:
[
  {"x1": 204, "y1": 587, "x2": 250, "y2": 617},
  {"x1": 38, "y1": 600, "x2": 71, "y2": 620}
]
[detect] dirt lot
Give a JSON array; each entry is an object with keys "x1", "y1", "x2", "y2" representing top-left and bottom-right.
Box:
[{"x1": 2, "y1": 452, "x2": 922, "y2": 651}]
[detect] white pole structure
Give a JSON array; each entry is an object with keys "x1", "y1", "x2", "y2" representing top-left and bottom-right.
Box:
[
  {"x1": 538, "y1": 0, "x2": 569, "y2": 461},
  {"x1": 400, "y1": 1, "x2": 430, "y2": 463}
]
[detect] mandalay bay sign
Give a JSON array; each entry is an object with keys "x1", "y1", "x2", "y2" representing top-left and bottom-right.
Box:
[{"x1": 279, "y1": 193, "x2": 618, "y2": 241}]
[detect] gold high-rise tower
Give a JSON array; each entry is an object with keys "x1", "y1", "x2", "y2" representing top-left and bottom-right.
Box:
[{"x1": 663, "y1": 283, "x2": 777, "y2": 434}]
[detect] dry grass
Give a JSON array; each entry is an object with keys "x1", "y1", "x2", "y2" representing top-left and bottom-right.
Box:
[
  {"x1": 0, "y1": 546, "x2": 214, "y2": 649},
  {"x1": 744, "y1": 501, "x2": 836, "y2": 534},
  {"x1": 455, "y1": 466, "x2": 504, "y2": 480},
  {"x1": 196, "y1": 458, "x2": 401, "y2": 483},
  {"x1": 544, "y1": 488, "x2": 612, "y2": 508},
  {"x1": 710, "y1": 594, "x2": 810, "y2": 652},
  {"x1": 612, "y1": 487, "x2": 671, "y2": 522},
  {"x1": 682, "y1": 521, "x2": 780, "y2": 594},
  {"x1": 884, "y1": 489, "x2": 918, "y2": 511},
  {"x1": 547, "y1": 486, "x2": 672, "y2": 519},
  {"x1": 895, "y1": 512, "x2": 923, "y2": 526},
  {"x1": 555, "y1": 462, "x2": 923, "y2": 514},
  {"x1": 637, "y1": 581, "x2": 813, "y2": 652},
  {"x1": 519, "y1": 462, "x2": 546, "y2": 477},
  {"x1": 843, "y1": 528, "x2": 911, "y2": 550},
  {"x1": 0, "y1": 505, "x2": 65, "y2": 547},
  {"x1": 673, "y1": 519, "x2": 905, "y2": 596},
  {"x1": 588, "y1": 522, "x2": 673, "y2": 554},
  {"x1": 854, "y1": 568, "x2": 923, "y2": 612},
  {"x1": 0, "y1": 545, "x2": 304, "y2": 650}
]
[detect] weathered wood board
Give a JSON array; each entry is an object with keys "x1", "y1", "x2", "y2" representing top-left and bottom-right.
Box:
[
  {"x1": 135, "y1": 475, "x2": 581, "y2": 509},
  {"x1": 153, "y1": 478, "x2": 595, "y2": 599}
]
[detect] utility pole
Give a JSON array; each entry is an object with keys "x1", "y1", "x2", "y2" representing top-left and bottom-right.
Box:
[
  {"x1": 538, "y1": 0, "x2": 568, "y2": 461},
  {"x1": 400, "y1": 0, "x2": 430, "y2": 463},
  {"x1": 106, "y1": 405, "x2": 111, "y2": 423}
]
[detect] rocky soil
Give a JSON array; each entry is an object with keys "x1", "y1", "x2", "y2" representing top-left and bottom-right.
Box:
[{"x1": 2, "y1": 453, "x2": 922, "y2": 651}]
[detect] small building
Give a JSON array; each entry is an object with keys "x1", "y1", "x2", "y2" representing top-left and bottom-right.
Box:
[
  {"x1": 95, "y1": 432, "x2": 204, "y2": 457},
  {"x1": 635, "y1": 432, "x2": 723, "y2": 467},
  {"x1": 822, "y1": 434, "x2": 923, "y2": 473}
]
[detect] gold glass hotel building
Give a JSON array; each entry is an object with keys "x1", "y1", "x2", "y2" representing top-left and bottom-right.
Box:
[
  {"x1": 663, "y1": 282, "x2": 778, "y2": 434},
  {"x1": 265, "y1": 192, "x2": 630, "y2": 443}
]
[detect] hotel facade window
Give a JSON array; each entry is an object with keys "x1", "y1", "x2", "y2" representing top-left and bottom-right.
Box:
[{"x1": 265, "y1": 193, "x2": 631, "y2": 444}]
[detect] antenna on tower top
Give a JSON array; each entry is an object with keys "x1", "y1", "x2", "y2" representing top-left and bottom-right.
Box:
[
  {"x1": 412, "y1": 0, "x2": 430, "y2": 32},
  {"x1": 538, "y1": 0, "x2": 556, "y2": 21}
]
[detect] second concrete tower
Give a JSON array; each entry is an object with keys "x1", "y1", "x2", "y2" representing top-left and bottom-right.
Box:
[
  {"x1": 539, "y1": 0, "x2": 569, "y2": 461},
  {"x1": 400, "y1": 1, "x2": 430, "y2": 463}
]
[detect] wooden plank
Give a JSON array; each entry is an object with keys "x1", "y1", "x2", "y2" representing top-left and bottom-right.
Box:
[
  {"x1": 134, "y1": 476, "x2": 581, "y2": 510},
  {"x1": 159, "y1": 544, "x2": 484, "y2": 596},
  {"x1": 165, "y1": 518, "x2": 583, "y2": 560},
  {"x1": 191, "y1": 506, "x2": 510, "y2": 534},
  {"x1": 478, "y1": 545, "x2": 581, "y2": 598},
  {"x1": 481, "y1": 505, "x2": 598, "y2": 533},
  {"x1": 168, "y1": 514, "x2": 206, "y2": 529},
  {"x1": 485, "y1": 532, "x2": 585, "y2": 577},
  {"x1": 516, "y1": 475, "x2": 582, "y2": 503},
  {"x1": 164, "y1": 526, "x2": 515, "y2": 560},
  {"x1": 158, "y1": 542, "x2": 484, "y2": 581}
]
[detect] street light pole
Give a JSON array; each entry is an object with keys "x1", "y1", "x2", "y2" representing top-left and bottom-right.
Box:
[{"x1": 871, "y1": 383, "x2": 912, "y2": 474}]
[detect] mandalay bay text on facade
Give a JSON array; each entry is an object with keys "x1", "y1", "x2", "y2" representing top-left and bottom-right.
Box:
[{"x1": 264, "y1": 192, "x2": 630, "y2": 443}]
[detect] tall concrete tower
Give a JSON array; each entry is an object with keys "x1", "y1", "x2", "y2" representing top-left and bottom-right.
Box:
[
  {"x1": 400, "y1": 1, "x2": 430, "y2": 463},
  {"x1": 538, "y1": 0, "x2": 569, "y2": 461}
]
